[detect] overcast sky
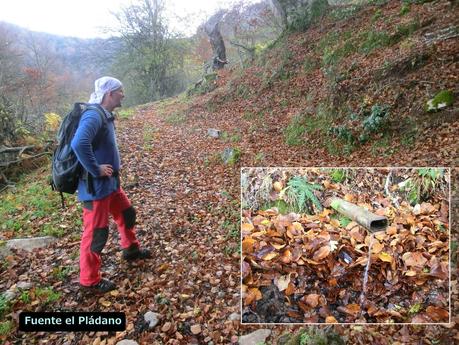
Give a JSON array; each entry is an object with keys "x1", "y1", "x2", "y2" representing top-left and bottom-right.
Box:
[{"x1": 0, "y1": 0, "x2": 258, "y2": 38}]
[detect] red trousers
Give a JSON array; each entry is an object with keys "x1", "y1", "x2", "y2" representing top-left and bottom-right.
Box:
[{"x1": 80, "y1": 188, "x2": 139, "y2": 286}]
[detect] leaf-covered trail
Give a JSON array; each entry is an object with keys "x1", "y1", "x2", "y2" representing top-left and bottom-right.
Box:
[{"x1": 108, "y1": 104, "x2": 244, "y2": 342}]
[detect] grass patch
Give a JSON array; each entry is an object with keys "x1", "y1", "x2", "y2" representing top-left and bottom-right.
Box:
[
  {"x1": 35, "y1": 287, "x2": 61, "y2": 305},
  {"x1": 0, "y1": 321, "x2": 13, "y2": 336},
  {"x1": 284, "y1": 114, "x2": 307, "y2": 146},
  {"x1": 117, "y1": 107, "x2": 135, "y2": 120},
  {"x1": 0, "y1": 165, "x2": 81, "y2": 238},
  {"x1": 360, "y1": 30, "x2": 392, "y2": 55},
  {"x1": 165, "y1": 111, "x2": 187, "y2": 125},
  {"x1": 143, "y1": 125, "x2": 158, "y2": 149}
]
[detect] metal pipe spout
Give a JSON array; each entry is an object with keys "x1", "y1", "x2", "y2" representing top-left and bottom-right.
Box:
[{"x1": 330, "y1": 197, "x2": 388, "y2": 233}]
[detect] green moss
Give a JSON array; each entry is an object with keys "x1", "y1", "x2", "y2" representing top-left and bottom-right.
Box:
[{"x1": 426, "y1": 90, "x2": 454, "y2": 112}]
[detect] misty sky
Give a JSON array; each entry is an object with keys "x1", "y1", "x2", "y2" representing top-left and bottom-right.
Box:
[{"x1": 0, "y1": 0, "x2": 258, "y2": 38}]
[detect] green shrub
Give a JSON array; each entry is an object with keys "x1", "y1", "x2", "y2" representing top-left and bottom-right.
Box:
[
  {"x1": 329, "y1": 5, "x2": 362, "y2": 21},
  {"x1": 362, "y1": 105, "x2": 390, "y2": 136}
]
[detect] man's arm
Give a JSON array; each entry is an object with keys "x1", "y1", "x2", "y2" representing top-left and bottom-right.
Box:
[{"x1": 71, "y1": 111, "x2": 103, "y2": 177}]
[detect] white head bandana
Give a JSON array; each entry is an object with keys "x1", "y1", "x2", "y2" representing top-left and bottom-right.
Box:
[{"x1": 88, "y1": 76, "x2": 123, "y2": 104}]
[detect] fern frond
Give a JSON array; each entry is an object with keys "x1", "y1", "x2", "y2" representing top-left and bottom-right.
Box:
[{"x1": 286, "y1": 176, "x2": 323, "y2": 213}]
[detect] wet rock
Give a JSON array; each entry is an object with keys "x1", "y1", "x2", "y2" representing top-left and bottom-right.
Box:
[{"x1": 239, "y1": 329, "x2": 271, "y2": 345}]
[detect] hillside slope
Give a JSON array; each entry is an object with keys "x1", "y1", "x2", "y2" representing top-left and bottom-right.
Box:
[{"x1": 181, "y1": 0, "x2": 458, "y2": 167}]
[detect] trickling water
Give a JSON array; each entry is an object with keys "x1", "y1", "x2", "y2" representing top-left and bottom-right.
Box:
[{"x1": 359, "y1": 234, "x2": 374, "y2": 310}]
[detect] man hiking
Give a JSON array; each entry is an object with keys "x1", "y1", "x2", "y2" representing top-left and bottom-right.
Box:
[{"x1": 71, "y1": 76, "x2": 151, "y2": 293}]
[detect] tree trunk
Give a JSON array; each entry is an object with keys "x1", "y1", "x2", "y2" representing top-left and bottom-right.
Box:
[
  {"x1": 204, "y1": 11, "x2": 228, "y2": 70},
  {"x1": 269, "y1": 0, "x2": 288, "y2": 29}
]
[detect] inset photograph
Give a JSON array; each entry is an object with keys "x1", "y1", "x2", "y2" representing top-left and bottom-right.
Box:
[{"x1": 241, "y1": 167, "x2": 450, "y2": 324}]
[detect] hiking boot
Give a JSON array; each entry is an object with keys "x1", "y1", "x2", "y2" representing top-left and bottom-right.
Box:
[
  {"x1": 81, "y1": 278, "x2": 116, "y2": 293},
  {"x1": 122, "y1": 244, "x2": 152, "y2": 261}
]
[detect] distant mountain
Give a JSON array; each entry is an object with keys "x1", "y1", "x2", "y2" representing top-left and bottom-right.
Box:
[{"x1": 0, "y1": 21, "x2": 120, "y2": 78}]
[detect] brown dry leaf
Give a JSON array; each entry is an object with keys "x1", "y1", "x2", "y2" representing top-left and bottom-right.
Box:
[
  {"x1": 242, "y1": 238, "x2": 256, "y2": 253},
  {"x1": 371, "y1": 240, "x2": 384, "y2": 254},
  {"x1": 245, "y1": 288, "x2": 262, "y2": 305},
  {"x1": 157, "y1": 263, "x2": 170, "y2": 273},
  {"x1": 402, "y1": 252, "x2": 427, "y2": 268},
  {"x1": 338, "y1": 303, "x2": 360, "y2": 316},
  {"x1": 313, "y1": 245, "x2": 331, "y2": 261},
  {"x1": 161, "y1": 321, "x2": 172, "y2": 332},
  {"x1": 325, "y1": 316, "x2": 338, "y2": 323},
  {"x1": 274, "y1": 274, "x2": 290, "y2": 292},
  {"x1": 378, "y1": 252, "x2": 393, "y2": 263},
  {"x1": 190, "y1": 324, "x2": 202, "y2": 334},
  {"x1": 330, "y1": 218, "x2": 340, "y2": 228},
  {"x1": 404, "y1": 270, "x2": 417, "y2": 277},
  {"x1": 344, "y1": 194, "x2": 355, "y2": 202},
  {"x1": 386, "y1": 226, "x2": 397, "y2": 235},
  {"x1": 98, "y1": 298, "x2": 111, "y2": 307},
  {"x1": 242, "y1": 261, "x2": 251, "y2": 280},
  {"x1": 252, "y1": 215, "x2": 266, "y2": 226},
  {"x1": 241, "y1": 223, "x2": 254, "y2": 232},
  {"x1": 285, "y1": 282, "x2": 295, "y2": 296},
  {"x1": 273, "y1": 181, "x2": 283, "y2": 192},
  {"x1": 426, "y1": 306, "x2": 449, "y2": 322},
  {"x1": 281, "y1": 249, "x2": 292, "y2": 264},
  {"x1": 305, "y1": 293, "x2": 320, "y2": 308},
  {"x1": 263, "y1": 252, "x2": 278, "y2": 261}
]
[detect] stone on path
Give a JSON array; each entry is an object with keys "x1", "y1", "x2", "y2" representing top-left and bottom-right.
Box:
[
  {"x1": 207, "y1": 128, "x2": 221, "y2": 138},
  {"x1": 229, "y1": 312, "x2": 240, "y2": 321},
  {"x1": 144, "y1": 311, "x2": 160, "y2": 328},
  {"x1": 221, "y1": 148, "x2": 240, "y2": 165},
  {"x1": 239, "y1": 329, "x2": 271, "y2": 345},
  {"x1": 116, "y1": 340, "x2": 139, "y2": 345},
  {"x1": 6, "y1": 236, "x2": 56, "y2": 252}
]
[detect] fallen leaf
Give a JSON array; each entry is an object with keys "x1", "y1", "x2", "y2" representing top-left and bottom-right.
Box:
[
  {"x1": 325, "y1": 316, "x2": 338, "y2": 323},
  {"x1": 242, "y1": 238, "x2": 256, "y2": 253},
  {"x1": 426, "y1": 306, "x2": 449, "y2": 322},
  {"x1": 244, "y1": 288, "x2": 262, "y2": 305},
  {"x1": 305, "y1": 293, "x2": 320, "y2": 308},
  {"x1": 402, "y1": 252, "x2": 427, "y2": 268},
  {"x1": 190, "y1": 324, "x2": 202, "y2": 334},
  {"x1": 241, "y1": 223, "x2": 254, "y2": 232},
  {"x1": 274, "y1": 274, "x2": 290, "y2": 292},
  {"x1": 378, "y1": 252, "x2": 393, "y2": 263},
  {"x1": 313, "y1": 245, "x2": 331, "y2": 261}
]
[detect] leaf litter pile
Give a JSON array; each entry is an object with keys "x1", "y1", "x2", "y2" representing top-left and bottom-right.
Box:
[{"x1": 241, "y1": 168, "x2": 450, "y2": 324}]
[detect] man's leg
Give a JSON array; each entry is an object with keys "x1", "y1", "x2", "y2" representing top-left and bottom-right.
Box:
[
  {"x1": 109, "y1": 188, "x2": 150, "y2": 260},
  {"x1": 80, "y1": 197, "x2": 110, "y2": 286}
]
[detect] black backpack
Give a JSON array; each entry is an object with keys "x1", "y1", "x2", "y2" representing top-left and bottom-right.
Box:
[{"x1": 51, "y1": 102, "x2": 106, "y2": 207}]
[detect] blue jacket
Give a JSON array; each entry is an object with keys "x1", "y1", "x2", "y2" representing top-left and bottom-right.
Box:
[{"x1": 71, "y1": 106, "x2": 120, "y2": 201}]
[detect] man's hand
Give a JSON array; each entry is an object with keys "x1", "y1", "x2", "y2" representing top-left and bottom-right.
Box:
[{"x1": 99, "y1": 164, "x2": 113, "y2": 177}]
